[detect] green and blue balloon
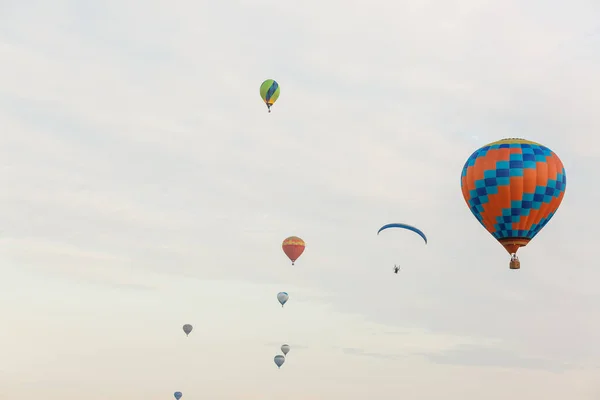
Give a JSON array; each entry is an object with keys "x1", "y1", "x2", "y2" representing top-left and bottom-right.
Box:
[{"x1": 260, "y1": 79, "x2": 280, "y2": 113}]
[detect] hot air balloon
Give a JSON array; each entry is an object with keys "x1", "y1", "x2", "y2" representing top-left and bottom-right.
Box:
[
  {"x1": 277, "y1": 292, "x2": 289, "y2": 307},
  {"x1": 461, "y1": 138, "x2": 566, "y2": 269},
  {"x1": 182, "y1": 324, "x2": 193, "y2": 336},
  {"x1": 260, "y1": 79, "x2": 280, "y2": 113},
  {"x1": 274, "y1": 355, "x2": 285, "y2": 368},
  {"x1": 174, "y1": 392, "x2": 183, "y2": 400},
  {"x1": 282, "y1": 236, "x2": 305, "y2": 265},
  {"x1": 377, "y1": 223, "x2": 428, "y2": 244},
  {"x1": 281, "y1": 344, "x2": 290, "y2": 356}
]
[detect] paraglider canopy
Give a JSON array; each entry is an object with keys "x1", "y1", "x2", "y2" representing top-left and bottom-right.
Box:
[{"x1": 377, "y1": 223, "x2": 427, "y2": 244}]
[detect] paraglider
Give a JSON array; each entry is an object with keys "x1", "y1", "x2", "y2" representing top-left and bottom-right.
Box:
[
  {"x1": 282, "y1": 236, "x2": 305, "y2": 265},
  {"x1": 377, "y1": 223, "x2": 427, "y2": 244},
  {"x1": 460, "y1": 138, "x2": 566, "y2": 269},
  {"x1": 274, "y1": 354, "x2": 285, "y2": 368},
  {"x1": 281, "y1": 344, "x2": 290, "y2": 356},
  {"x1": 174, "y1": 392, "x2": 183, "y2": 400},
  {"x1": 277, "y1": 292, "x2": 289, "y2": 307},
  {"x1": 182, "y1": 324, "x2": 193, "y2": 337},
  {"x1": 260, "y1": 79, "x2": 280, "y2": 113}
]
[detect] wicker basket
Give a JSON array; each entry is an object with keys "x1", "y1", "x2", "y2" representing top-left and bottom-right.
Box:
[{"x1": 509, "y1": 259, "x2": 521, "y2": 269}]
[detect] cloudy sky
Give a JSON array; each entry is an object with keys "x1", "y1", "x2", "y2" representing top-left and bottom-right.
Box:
[{"x1": 1, "y1": 0, "x2": 600, "y2": 399}]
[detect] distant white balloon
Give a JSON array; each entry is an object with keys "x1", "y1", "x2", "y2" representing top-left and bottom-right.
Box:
[
  {"x1": 277, "y1": 292, "x2": 289, "y2": 307},
  {"x1": 281, "y1": 344, "x2": 290, "y2": 356}
]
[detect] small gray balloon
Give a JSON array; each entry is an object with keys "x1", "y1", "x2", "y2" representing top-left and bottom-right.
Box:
[{"x1": 274, "y1": 355, "x2": 285, "y2": 368}]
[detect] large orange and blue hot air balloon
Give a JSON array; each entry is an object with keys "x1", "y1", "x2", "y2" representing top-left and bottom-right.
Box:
[
  {"x1": 282, "y1": 236, "x2": 305, "y2": 265},
  {"x1": 460, "y1": 138, "x2": 566, "y2": 269}
]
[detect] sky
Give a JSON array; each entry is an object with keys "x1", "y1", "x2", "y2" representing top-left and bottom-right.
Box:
[{"x1": 1, "y1": 0, "x2": 600, "y2": 399}]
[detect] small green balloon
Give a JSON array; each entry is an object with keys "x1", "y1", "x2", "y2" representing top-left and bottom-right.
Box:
[{"x1": 259, "y1": 79, "x2": 280, "y2": 112}]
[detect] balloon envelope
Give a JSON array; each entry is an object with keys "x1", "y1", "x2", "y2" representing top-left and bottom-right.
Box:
[
  {"x1": 282, "y1": 236, "x2": 305, "y2": 265},
  {"x1": 183, "y1": 324, "x2": 193, "y2": 336},
  {"x1": 277, "y1": 292, "x2": 289, "y2": 306},
  {"x1": 377, "y1": 223, "x2": 427, "y2": 244},
  {"x1": 461, "y1": 138, "x2": 566, "y2": 256},
  {"x1": 260, "y1": 79, "x2": 280, "y2": 110},
  {"x1": 281, "y1": 344, "x2": 290, "y2": 355},
  {"x1": 274, "y1": 355, "x2": 285, "y2": 368},
  {"x1": 174, "y1": 392, "x2": 183, "y2": 400}
]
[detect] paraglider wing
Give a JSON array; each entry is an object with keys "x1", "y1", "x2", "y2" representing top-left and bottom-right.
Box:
[
  {"x1": 282, "y1": 236, "x2": 305, "y2": 265},
  {"x1": 274, "y1": 355, "x2": 285, "y2": 368},
  {"x1": 281, "y1": 344, "x2": 290, "y2": 356},
  {"x1": 460, "y1": 138, "x2": 566, "y2": 268},
  {"x1": 182, "y1": 324, "x2": 193, "y2": 336},
  {"x1": 174, "y1": 392, "x2": 183, "y2": 400},
  {"x1": 377, "y1": 223, "x2": 427, "y2": 244},
  {"x1": 277, "y1": 292, "x2": 289, "y2": 307}
]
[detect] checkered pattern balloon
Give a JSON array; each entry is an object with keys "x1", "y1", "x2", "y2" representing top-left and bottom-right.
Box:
[{"x1": 460, "y1": 138, "x2": 566, "y2": 255}]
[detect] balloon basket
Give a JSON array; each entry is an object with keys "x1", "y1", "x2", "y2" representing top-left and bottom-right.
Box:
[{"x1": 509, "y1": 259, "x2": 521, "y2": 270}]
